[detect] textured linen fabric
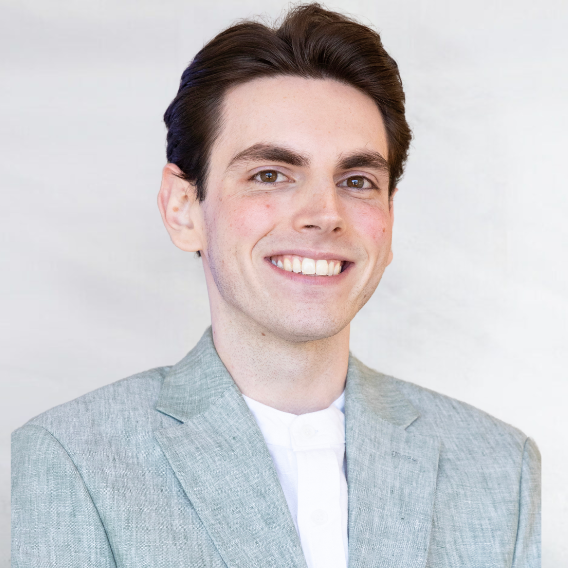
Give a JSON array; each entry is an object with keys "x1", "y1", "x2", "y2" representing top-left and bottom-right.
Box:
[
  {"x1": 243, "y1": 392, "x2": 348, "y2": 568},
  {"x1": 12, "y1": 327, "x2": 541, "y2": 567}
]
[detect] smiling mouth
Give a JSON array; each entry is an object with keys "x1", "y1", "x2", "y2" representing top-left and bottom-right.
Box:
[{"x1": 269, "y1": 255, "x2": 346, "y2": 276}]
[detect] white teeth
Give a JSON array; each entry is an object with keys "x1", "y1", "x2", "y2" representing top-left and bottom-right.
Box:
[
  {"x1": 271, "y1": 255, "x2": 343, "y2": 276},
  {"x1": 302, "y1": 257, "x2": 316, "y2": 275},
  {"x1": 315, "y1": 259, "x2": 328, "y2": 275}
]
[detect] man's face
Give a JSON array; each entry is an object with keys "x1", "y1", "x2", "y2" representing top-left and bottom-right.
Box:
[{"x1": 198, "y1": 76, "x2": 394, "y2": 342}]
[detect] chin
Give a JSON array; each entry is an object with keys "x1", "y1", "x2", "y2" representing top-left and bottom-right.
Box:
[{"x1": 257, "y1": 311, "x2": 351, "y2": 344}]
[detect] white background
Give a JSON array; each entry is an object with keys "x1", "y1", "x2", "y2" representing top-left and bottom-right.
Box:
[{"x1": 2, "y1": 0, "x2": 567, "y2": 565}]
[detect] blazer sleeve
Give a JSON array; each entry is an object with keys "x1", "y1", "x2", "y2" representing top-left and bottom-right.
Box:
[
  {"x1": 511, "y1": 437, "x2": 541, "y2": 568},
  {"x1": 12, "y1": 424, "x2": 117, "y2": 568}
]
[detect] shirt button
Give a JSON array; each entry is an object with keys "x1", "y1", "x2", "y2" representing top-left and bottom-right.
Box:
[
  {"x1": 311, "y1": 509, "x2": 329, "y2": 526},
  {"x1": 299, "y1": 424, "x2": 317, "y2": 439}
]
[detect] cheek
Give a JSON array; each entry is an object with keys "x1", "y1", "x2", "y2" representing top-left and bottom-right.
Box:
[
  {"x1": 352, "y1": 204, "x2": 392, "y2": 249},
  {"x1": 216, "y1": 197, "x2": 276, "y2": 244}
]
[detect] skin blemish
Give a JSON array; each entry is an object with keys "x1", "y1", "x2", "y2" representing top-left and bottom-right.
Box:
[{"x1": 173, "y1": 207, "x2": 179, "y2": 212}]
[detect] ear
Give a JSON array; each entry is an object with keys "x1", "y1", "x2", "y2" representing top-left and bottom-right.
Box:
[
  {"x1": 386, "y1": 186, "x2": 398, "y2": 266},
  {"x1": 157, "y1": 163, "x2": 205, "y2": 253}
]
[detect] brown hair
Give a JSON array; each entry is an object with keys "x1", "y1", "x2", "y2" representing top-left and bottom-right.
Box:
[{"x1": 164, "y1": 3, "x2": 411, "y2": 199}]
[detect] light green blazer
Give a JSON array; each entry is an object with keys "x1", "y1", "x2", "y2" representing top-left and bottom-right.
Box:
[{"x1": 12, "y1": 328, "x2": 540, "y2": 567}]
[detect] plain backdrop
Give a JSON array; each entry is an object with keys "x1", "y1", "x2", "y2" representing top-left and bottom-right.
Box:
[{"x1": 2, "y1": 0, "x2": 567, "y2": 565}]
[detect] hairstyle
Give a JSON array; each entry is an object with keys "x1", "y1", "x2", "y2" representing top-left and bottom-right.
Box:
[{"x1": 164, "y1": 3, "x2": 412, "y2": 200}]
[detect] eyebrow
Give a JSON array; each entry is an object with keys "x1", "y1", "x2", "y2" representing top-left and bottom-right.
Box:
[
  {"x1": 226, "y1": 143, "x2": 389, "y2": 175},
  {"x1": 337, "y1": 150, "x2": 390, "y2": 173},
  {"x1": 227, "y1": 143, "x2": 310, "y2": 169}
]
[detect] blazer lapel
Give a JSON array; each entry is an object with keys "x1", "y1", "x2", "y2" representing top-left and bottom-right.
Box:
[
  {"x1": 345, "y1": 356, "x2": 440, "y2": 568},
  {"x1": 154, "y1": 328, "x2": 306, "y2": 568}
]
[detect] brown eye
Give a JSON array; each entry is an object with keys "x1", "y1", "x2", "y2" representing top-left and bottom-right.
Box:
[
  {"x1": 346, "y1": 176, "x2": 365, "y2": 189},
  {"x1": 258, "y1": 170, "x2": 279, "y2": 183}
]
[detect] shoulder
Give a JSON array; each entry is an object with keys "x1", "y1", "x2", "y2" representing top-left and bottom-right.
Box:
[
  {"x1": 12, "y1": 364, "x2": 176, "y2": 449},
  {"x1": 355, "y1": 357, "x2": 532, "y2": 457},
  {"x1": 395, "y1": 374, "x2": 528, "y2": 450},
  {"x1": 388, "y1": 373, "x2": 540, "y2": 479}
]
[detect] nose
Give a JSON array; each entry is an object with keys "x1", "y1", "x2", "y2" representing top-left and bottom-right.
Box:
[{"x1": 292, "y1": 181, "x2": 346, "y2": 236}]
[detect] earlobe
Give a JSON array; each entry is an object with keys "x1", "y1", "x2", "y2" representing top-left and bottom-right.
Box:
[{"x1": 158, "y1": 163, "x2": 205, "y2": 252}]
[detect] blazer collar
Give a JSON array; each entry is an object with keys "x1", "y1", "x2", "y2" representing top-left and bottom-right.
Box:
[
  {"x1": 156, "y1": 328, "x2": 439, "y2": 568},
  {"x1": 156, "y1": 327, "x2": 421, "y2": 428},
  {"x1": 345, "y1": 354, "x2": 420, "y2": 428},
  {"x1": 156, "y1": 326, "x2": 237, "y2": 422}
]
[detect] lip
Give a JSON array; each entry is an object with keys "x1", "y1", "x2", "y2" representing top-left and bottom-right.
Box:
[
  {"x1": 265, "y1": 250, "x2": 353, "y2": 262},
  {"x1": 264, "y1": 257, "x2": 353, "y2": 284}
]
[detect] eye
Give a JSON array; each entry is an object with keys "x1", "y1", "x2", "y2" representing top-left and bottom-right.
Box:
[
  {"x1": 339, "y1": 175, "x2": 375, "y2": 190},
  {"x1": 253, "y1": 170, "x2": 287, "y2": 184}
]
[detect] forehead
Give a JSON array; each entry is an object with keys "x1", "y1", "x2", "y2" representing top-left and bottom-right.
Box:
[{"x1": 211, "y1": 76, "x2": 389, "y2": 167}]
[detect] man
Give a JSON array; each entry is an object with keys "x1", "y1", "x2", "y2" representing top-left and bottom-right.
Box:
[{"x1": 12, "y1": 4, "x2": 540, "y2": 567}]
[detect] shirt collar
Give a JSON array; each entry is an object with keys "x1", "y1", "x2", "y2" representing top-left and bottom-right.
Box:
[{"x1": 243, "y1": 392, "x2": 346, "y2": 450}]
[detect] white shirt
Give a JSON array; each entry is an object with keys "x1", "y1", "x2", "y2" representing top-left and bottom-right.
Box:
[{"x1": 243, "y1": 393, "x2": 348, "y2": 568}]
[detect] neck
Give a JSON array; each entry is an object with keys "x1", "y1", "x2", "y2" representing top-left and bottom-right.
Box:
[{"x1": 209, "y1": 305, "x2": 350, "y2": 415}]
